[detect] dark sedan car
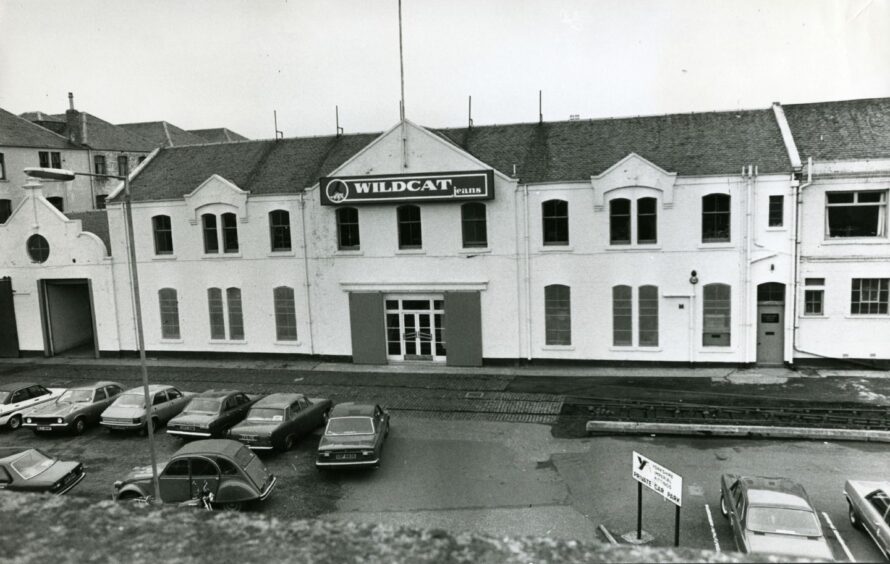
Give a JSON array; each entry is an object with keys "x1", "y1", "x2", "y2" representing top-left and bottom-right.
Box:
[
  {"x1": 113, "y1": 439, "x2": 276, "y2": 510},
  {"x1": 316, "y1": 403, "x2": 390, "y2": 469},
  {"x1": 719, "y1": 474, "x2": 833, "y2": 561},
  {"x1": 167, "y1": 390, "x2": 261, "y2": 439},
  {"x1": 23, "y1": 382, "x2": 124, "y2": 435},
  {"x1": 0, "y1": 447, "x2": 85, "y2": 495},
  {"x1": 228, "y1": 393, "x2": 332, "y2": 451}
]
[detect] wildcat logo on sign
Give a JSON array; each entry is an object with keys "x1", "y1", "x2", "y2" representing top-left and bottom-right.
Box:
[{"x1": 320, "y1": 170, "x2": 494, "y2": 205}]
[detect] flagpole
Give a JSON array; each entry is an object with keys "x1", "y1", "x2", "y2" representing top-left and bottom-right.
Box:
[{"x1": 399, "y1": 0, "x2": 408, "y2": 169}]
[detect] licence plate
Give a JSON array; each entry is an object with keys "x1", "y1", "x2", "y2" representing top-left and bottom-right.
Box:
[
  {"x1": 37, "y1": 426, "x2": 52, "y2": 431},
  {"x1": 180, "y1": 426, "x2": 194, "y2": 431},
  {"x1": 240, "y1": 436, "x2": 256, "y2": 442},
  {"x1": 336, "y1": 453, "x2": 357, "y2": 460}
]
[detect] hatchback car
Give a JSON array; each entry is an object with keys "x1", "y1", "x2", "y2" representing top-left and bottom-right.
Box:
[
  {"x1": 23, "y1": 382, "x2": 124, "y2": 434},
  {"x1": 100, "y1": 385, "x2": 194, "y2": 433},
  {"x1": 228, "y1": 393, "x2": 331, "y2": 451},
  {"x1": 167, "y1": 390, "x2": 261, "y2": 439},
  {"x1": 845, "y1": 479, "x2": 890, "y2": 559},
  {"x1": 0, "y1": 447, "x2": 85, "y2": 494},
  {"x1": 316, "y1": 403, "x2": 390, "y2": 469},
  {"x1": 0, "y1": 383, "x2": 64, "y2": 430},
  {"x1": 112, "y1": 439, "x2": 276, "y2": 510},
  {"x1": 719, "y1": 474, "x2": 833, "y2": 561}
]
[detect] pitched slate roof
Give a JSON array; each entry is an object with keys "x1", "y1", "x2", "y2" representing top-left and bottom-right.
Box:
[
  {"x1": 189, "y1": 128, "x2": 250, "y2": 143},
  {"x1": 0, "y1": 107, "x2": 74, "y2": 149},
  {"x1": 22, "y1": 111, "x2": 156, "y2": 152},
  {"x1": 118, "y1": 121, "x2": 209, "y2": 148},
  {"x1": 434, "y1": 108, "x2": 791, "y2": 181},
  {"x1": 66, "y1": 211, "x2": 111, "y2": 255},
  {"x1": 782, "y1": 97, "x2": 890, "y2": 162}
]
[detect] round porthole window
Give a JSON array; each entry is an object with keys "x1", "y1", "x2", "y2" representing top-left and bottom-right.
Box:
[{"x1": 27, "y1": 234, "x2": 50, "y2": 263}]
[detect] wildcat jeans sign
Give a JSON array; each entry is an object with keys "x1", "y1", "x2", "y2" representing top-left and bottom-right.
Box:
[{"x1": 320, "y1": 170, "x2": 494, "y2": 205}]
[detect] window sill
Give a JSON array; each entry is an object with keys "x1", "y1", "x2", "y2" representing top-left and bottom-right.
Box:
[
  {"x1": 697, "y1": 242, "x2": 734, "y2": 249},
  {"x1": 268, "y1": 250, "x2": 295, "y2": 257},
  {"x1": 458, "y1": 248, "x2": 491, "y2": 255},
  {"x1": 274, "y1": 340, "x2": 301, "y2": 346},
  {"x1": 152, "y1": 254, "x2": 177, "y2": 261},
  {"x1": 697, "y1": 347, "x2": 735, "y2": 353},
  {"x1": 821, "y1": 238, "x2": 888, "y2": 246},
  {"x1": 538, "y1": 246, "x2": 573, "y2": 253},
  {"x1": 208, "y1": 339, "x2": 248, "y2": 345},
  {"x1": 202, "y1": 253, "x2": 242, "y2": 259},
  {"x1": 765, "y1": 227, "x2": 786, "y2": 231},
  {"x1": 541, "y1": 345, "x2": 575, "y2": 351},
  {"x1": 801, "y1": 314, "x2": 827, "y2": 319},
  {"x1": 606, "y1": 245, "x2": 662, "y2": 252},
  {"x1": 845, "y1": 314, "x2": 890, "y2": 319},
  {"x1": 608, "y1": 346, "x2": 663, "y2": 352},
  {"x1": 160, "y1": 338, "x2": 184, "y2": 344},
  {"x1": 334, "y1": 249, "x2": 364, "y2": 256},
  {"x1": 395, "y1": 249, "x2": 426, "y2": 255}
]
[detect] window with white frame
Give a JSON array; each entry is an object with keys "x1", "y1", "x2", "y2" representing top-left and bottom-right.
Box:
[
  {"x1": 38, "y1": 151, "x2": 61, "y2": 169},
  {"x1": 610, "y1": 196, "x2": 658, "y2": 245},
  {"x1": 703, "y1": 283, "x2": 731, "y2": 346},
  {"x1": 542, "y1": 199, "x2": 569, "y2": 245},
  {"x1": 268, "y1": 210, "x2": 291, "y2": 252},
  {"x1": 804, "y1": 278, "x2": 824, "y2": 316},
  {"x1": 0, "y1": 152, "x2": 6, "y2": 179},
  {"x1": 612, "y1": 285, "x2": 632, "y2": 346},
  {"x1": 702, "y1": 194, "x2": 731, "y2": 242},
  {"x1": 207, "y1": 287, "x2": 245, "y2": 339},
  {"x1": 152, "y1": 215, "x2": 173, "y2": 255},
  {"x1": 202, "y1": 212, "x2": 239, "y2": 254},
  {"x1": 461, "y1": 202, "x2": 488, "y2": 248},
  {"x1": 826, "y1": 191, "x2": 887, "y2": 238},
  {"x1": 158, "y1": 288, "x2": 181, "y2": 339},
  {"x1": 768, "y1": 195, "x2": 784, "y2": 227},
  {"x1": 851, "y1": 278, "x2": 888, "y2": 315},
  {"x1": 544, "y1": 284, "x2": 571, "y2": 345},
  {"x1": 336, "y1": 207, "x2": 360, "y2": 250},
  {"x1": 273, "y1": 286, "x2": 297, "y2": 341},
  {"x1": 638, "y1": 285, "x2": 659, "y2": 346}
]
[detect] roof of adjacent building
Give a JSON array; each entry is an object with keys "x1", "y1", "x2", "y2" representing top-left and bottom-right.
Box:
[
  {"x1": 66, "y1": 211, "x2": 111, "y2": 255},
  {"x1": 0, "y1": 108, "x2": 74, "y2": 149},
  {"x1": 189, "y1": 128, "x2": 250, "y2": 143},
  {"x1": 118, "y1": 121, "x2": 209, "y2": 148},
  {"x1": 20, "y1": 111, "x2": 156, "y2": 152},
  {"x1": 782, "y1": 97, "x2": 890, "y2": 162}
]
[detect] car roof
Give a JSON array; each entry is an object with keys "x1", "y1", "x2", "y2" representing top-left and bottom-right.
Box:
[
  {"x1": 0, "y1": 447, "x2": 42, "y2": 464},
  {"x1": 330, "y1": 403, "x2": 377, "y2": 417},
  {"x1": 0, "y1": 382, "x2": 38, "y2": 392},
  {"x1": 123, "y1": 384, "x2": 176, "y2": 394},
  {"x1": 193, "y1": 389, "x2": 239, "y2": 399},
  {"x1": 69, "y1": 381, "x2": 123, "y2": 390},
  {"x1": 253, "y1": 393, "x2": 305, "y2": 408},
  {"x1": 174, "y1": 439, "x2": 246, "y2": 458},
  {"x1": 740, "y1": 477, "x2": 812, "y2": 509}
]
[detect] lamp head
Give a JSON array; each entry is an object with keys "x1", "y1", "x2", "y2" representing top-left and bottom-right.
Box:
[
  {"x1": 689, "y1": 270, "x2": 699, "y2": 285},
  {"x1": 23, "y1": 167, "x2": 76, "y2": 182}
]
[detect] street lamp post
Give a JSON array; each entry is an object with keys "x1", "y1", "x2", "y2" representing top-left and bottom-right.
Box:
[{"x1": 23, "y1": 166, "x2": 161, "y2": 502}]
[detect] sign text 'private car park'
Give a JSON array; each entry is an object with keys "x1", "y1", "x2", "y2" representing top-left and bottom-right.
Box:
[{"x1": 632, "y1": 451, "x2": 683, "y2": 506}]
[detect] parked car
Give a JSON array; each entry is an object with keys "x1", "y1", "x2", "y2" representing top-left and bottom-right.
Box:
[
  {"x1": 228, "y1": 393, "x2": 332, "y2": 451},
  {"x1": 112, "y1": 439, "x2": 276, "y2": 510},
  {"x1": 22, "y1": 382, "x2": 124, "y2": 435},
  {"x1": 845, "y1": 479, "x2": 890, "y2": 559},
  {"x1": 0, "y1": 383, "x2": 65, "y2": 430},
  {"x1": 167, "y1": 390, "x2": 261, "y2": 439},
  {"x1": 0, "y1": 447, "x2": 85, "y2": 494},
  {"x1": 316, "y1": 403, "x2": 390, "y2": 469},
  {"x1": 100, "y1": 385, "x2": 194, "y2": 433},
  {"x1": 719, "y1": 474, "x2": 833, "y2": 561}
]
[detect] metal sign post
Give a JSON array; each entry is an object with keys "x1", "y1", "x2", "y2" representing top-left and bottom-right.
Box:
[{"x1": 632, "y1": 451, "x2": 683, "y2": 547}]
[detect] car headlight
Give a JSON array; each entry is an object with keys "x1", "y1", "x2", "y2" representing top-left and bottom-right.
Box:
[
  {"x1": 26, "y1": 418, "x2": 32, "y2": 424},
  {"x1": 57, "y1": 418, "x2": 64, "y2": 424},
  {"x1": 321, "y1": 452, "x2": 331, "y2": 457},
  {"x1": 132, "y1": 418, "x2": 142, "y2": 424},
  {"x1": 361, "y1": 450, "x2": 373, "y2": 456}
]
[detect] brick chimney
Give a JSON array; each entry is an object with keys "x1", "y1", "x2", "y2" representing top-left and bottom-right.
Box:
[{"x1": 65, "y1": 92, "x2": 87, "y2": 146}]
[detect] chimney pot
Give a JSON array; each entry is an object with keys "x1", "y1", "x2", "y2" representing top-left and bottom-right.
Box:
[{"x1": 68, "y1": 92, "x2": 74, "y2": 110}]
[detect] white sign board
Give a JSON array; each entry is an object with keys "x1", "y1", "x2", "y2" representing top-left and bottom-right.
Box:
[{"x1": 632, "y1": 451, "x2": 683, "y2": 506}]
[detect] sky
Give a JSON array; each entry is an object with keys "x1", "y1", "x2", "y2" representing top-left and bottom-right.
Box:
[{"x1": 1, "y1": 0, "x2": 889, "y2": 141}]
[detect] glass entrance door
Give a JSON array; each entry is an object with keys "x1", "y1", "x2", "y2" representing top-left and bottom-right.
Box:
[{"x1": 385, "y1": 296, "x2": 445, "y2": 362}]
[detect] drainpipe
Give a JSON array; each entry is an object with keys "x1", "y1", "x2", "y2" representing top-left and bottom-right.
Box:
[
  {"x1": 513, "y1": 182, "x2": 524, "y2": 362},
  {"x1": 791, "y1": 157, "x2": 813, "y2": 363},
  {"x1": 741, "y1": 166, "x2": 753, "y2": 364},
  {"x1": 299, "y1": 192, "x2": 316, "y2": 355},
  {"x1": 524, "y1": 184, "x2": 533, "y2": 361}
]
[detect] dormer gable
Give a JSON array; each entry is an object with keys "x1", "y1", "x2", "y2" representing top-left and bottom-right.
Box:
[
  {"x1": 591, "y1": 153, "x2": 677, "y2": 210},
  {"x1": 184, "y1": 174, "x2": 249, "y2": 224}
]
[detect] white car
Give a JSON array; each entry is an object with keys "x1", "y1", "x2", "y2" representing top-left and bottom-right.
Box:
[{"x1": 0, "y1": 382, "x2": 65, "y2": 430}]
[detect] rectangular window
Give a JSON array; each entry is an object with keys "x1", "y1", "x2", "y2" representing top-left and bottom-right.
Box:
[
  {"x1": 268, "y1": 210, "x2": 291, "y2": 252},
  {"x1": 609, "y1": 199, "x2": 631, "y2": 244},
  {"x1": 226, "y1": 288, "x2": 244, "y2": 339},
  {"x1": 222, "y1": 213, "x2": 239, "y2": 253},
  {"x1": 202, "y1": 214, "x2": 219, "y2": 254},
  {"x1": 397, "y1": 205, "x2": 422, "y2": 249},
  {"x1": 152, "y1": 215, "x2": 174, "y2": 255},
  {"x1": 95, "y1": 195, "x2": 107, "y2": 210},
  {"x1": 117, "y1": 155, "x2": 129, "y2": 177},
  {"x1": 544, "y1": 285, "x2": 571, "y2": 345},
  {"x1": 637, "y1": 198, "x2": 657, "y2": 244},
  {"x1": 0, "y1": 199, "x2": 12, "y2": 223},
  {"x1": 0, "y1": 153, "x2": 6, "y2": 179},
  {"x1": 638, "y1": 285, "x2": 659, "y2": 346},
  {"x1": 703, "y1": 284, "x2": 731, "y2": 346},
  {"x1": 461, "y1": 203, "x2": 488, "y2": 248},
  {"x1": 826, "y1": 191, "x2": 887, "y2": 238},
  {"x1": 273, "y1": 287, "x2": 298, "y2": 341},
  {"x1": 337, "y1": 207, "x2": 360, "y2": 250},
  {"x1": 768, "y1": 195, "x2": 784, "y2": 227},
  {"x1": 39, "y1": 151, "x2": 61, "y2": 168},
  {"x1": 542, "y1": 200, "x2": 569, "y2": 245},
  {"x1": 804, "y1": 290, "x2": 824, "y2": 316},
  {"x1": 851, "y1": 278, "x2": 889, "y2": 315},
  {"x1": 612, "y1": 286, "x2": 632, "y2": 346},
  {"x1": 207, "y1": 288, "x2": 225, "y2": 339},
  {"x1": 702, "y1": 194, "x2": 731, "y2": 242},
  {"x1": 158, "y1": 289, "x2": 180, "y2": 340},
  {"x1": 94, "y1": 155, "x2": 107, "y2": 176}
]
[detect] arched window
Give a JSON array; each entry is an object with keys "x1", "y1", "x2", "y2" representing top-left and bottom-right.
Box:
[
  {"x1": 397, "y1": 205, "x2": 422, "y2": 249},
  {"x1": 544, "y1": 284, "x2": 571, "y2": 345},
  {"x1": 226, "y1": 287, "x2": 244, "y2": 340},
  {"x1": 202, "y1": 214, "x2": 219, "y2": 254},
  {"x1": 158, "y1": 288, "x2": 180, "y2": 339},
  {"x1": 461, "y1": 202, "x2": 488, "y2": 248},
  {"x1": 542, "y1": 199, "x2": 569, "y2": 245},
  {"x1": 273, "y1": 286, "x2": 297, "y2": 341},
  {"x1": 336, "y1": 207, "x2": 360, "y2": 250},
  {"x1": 152, "y1": 215, "x2": 173, "y2": 255},
  {"x1": 207, "y1": 288, "x2": 225, "y2": 338},
  {"x1": 609, "y1": 198, "x2": 631, "y2": 244},
  {"x1": 637, "y1": 197, "x2": 657, "y2": 244},
  {"x1": 612, "y1": 285, "x2": 632, "y2": 346},
  {"x1": 703, "y1": 283, "x2": 731, "y2": 346},
  {"x1": 757, "y1": 282, "x2": 785, "y2": 303},
  {"x1": 638, "y1": 285, "x2": 659, "y2": 346},
  {"x1": 222, "y1": 212, "x2": 239, "y2": 253},
  {"x1": 702, "y1": 194, "x2": 731, "y2": 242},
  {"x1": 268, "y1": 210, "x2": 291, "y2": 252}
]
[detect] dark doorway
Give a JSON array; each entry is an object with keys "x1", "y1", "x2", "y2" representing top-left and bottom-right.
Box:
[
  {"x1": 0, "y1": 277, "x2": 20, "y2": 357},
  {"x1": 38, "y1": 279, "x2": 99, "y2": 358}
]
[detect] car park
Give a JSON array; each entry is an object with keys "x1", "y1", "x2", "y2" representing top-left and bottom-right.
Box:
[
  {"x1": 719, "y1": 474, "x2": 833, "y2": 561},
  {"x1": 0, "y1": 383, "x2": 65, "y2": 430},
  {"x1": 22, "y1": 382, "x2": 124, "y2": 435},
  {"x1": 228, "y1": 393, "x2": 332, "y2": 451},
  {"x1": 167, "y1": 390, "x2": 261, "y2": 439},
  {"x1": 112, "y1": 439, "x2": 276, "y2": 510},
  {"x1": 316, "y1": 403, "x2": 390, "y2": 469},
  {"x1": 0, "y1": 447, "x2": 85, "y2": 494},
  {"x1": 845, "y1": 479, "x2": 890, "y2": 559},
  {"x1": 100, "y1": 385, "x2": 194, "y2": 433}
]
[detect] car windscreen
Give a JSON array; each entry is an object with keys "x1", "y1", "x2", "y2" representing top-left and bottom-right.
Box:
[
  {"x1": 114, "y1": 393, "x2": 144, "y2": 408},
  {"x1": 11, "y1": 450, "x2": 55, "y2": 480},
  {"x1": 746, "y1": 507, "x2": 822, "y2": 537},
  {"x1": 325, "y1": 416, "x2": 374, "y2": 435},
  {"x1": 184, "y1": 398, "x2": 221, "y2": 414},
  {"x1": 58, "y1": 389, "x2": 92, "y2": 403},
  {"x1": 246, "y1": 408, "x2": 284, "y2": 422}
]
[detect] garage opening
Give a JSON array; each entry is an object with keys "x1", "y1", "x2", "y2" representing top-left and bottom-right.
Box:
[{"x1": 38, "y1": 279, "x2": 99, "y2": 358}]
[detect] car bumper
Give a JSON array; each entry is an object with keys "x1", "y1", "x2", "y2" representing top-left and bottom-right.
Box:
[
  {"x1": 56, "y1": 472, "x2": 86, "y2": 495},
  {"x1": 316, "y1": 457, "x2": 379, "y2": 467},
  {"x1": 167, "y1": 429, "x2": 212, "y2": 438},
  {"x1": 100, "y1": 420, "x2": 143, "y2": 430},
  {"x1": 22, "y1": 421, "x2": 70, "y2": 431},
  {"x1": 259, "y1": 476, "x2": 277, "y2": 501}
]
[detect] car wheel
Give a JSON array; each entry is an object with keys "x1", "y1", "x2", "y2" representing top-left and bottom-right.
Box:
[
  {"x1": 7, "y1": 415, "x2": 22, "y2": 430},
  {"x1": 720, "y1": 494, "x2": 729, "y2": 517},
  {"x1": 73, "y1": 417, "x2": 86, "y2": 435},
  {"x1": 140, "y1": 417, "x2": 160, "y2": 436},
  {"x1": 214, "y1": 501, "x2": 242, "y2": 512},
  {"x1": 117, "y1": 491, "x2": 144, "y2": 503},
  {"x1": 849, "y1": 502, "x2": 863, "y2": 530}
]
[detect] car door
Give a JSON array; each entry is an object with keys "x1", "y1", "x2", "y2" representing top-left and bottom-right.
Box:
[
  {"x1": 865, "y1": 491, "x2": 890, "y2": 552},
  {"x1": 188, "y1": 457, "x2": 221, "y2": 500},
  {"x1": 217, "y1": 396, "x2": 238, "y2": 430},
  {"x1": 728, "y1": 482, "x2": 747, "y2": 552},
  {"x1": 373, "y1": 406, "x2": 385, "y2": 450},
  {"x1": 90, "y1": 388, "x2": 108, "y2": 422},
  {"x1": 27, "y1": 386, "x2": 52, "y2": 408},
  {"x1": 165, "y1": 389, "x2": 184, "y2": 420},
  {"x1": 8, "y1": 387, "x2": 30, "y2": 414},
  {"x1": 287, "y1": 400, "x2": 304, "y2": 437},
  {"x1": 151, "y1": 390, "x2": 168, "y2": 422},
  {"x1": 158, "y1": 458, "x2": 191, "y2": 503}
]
